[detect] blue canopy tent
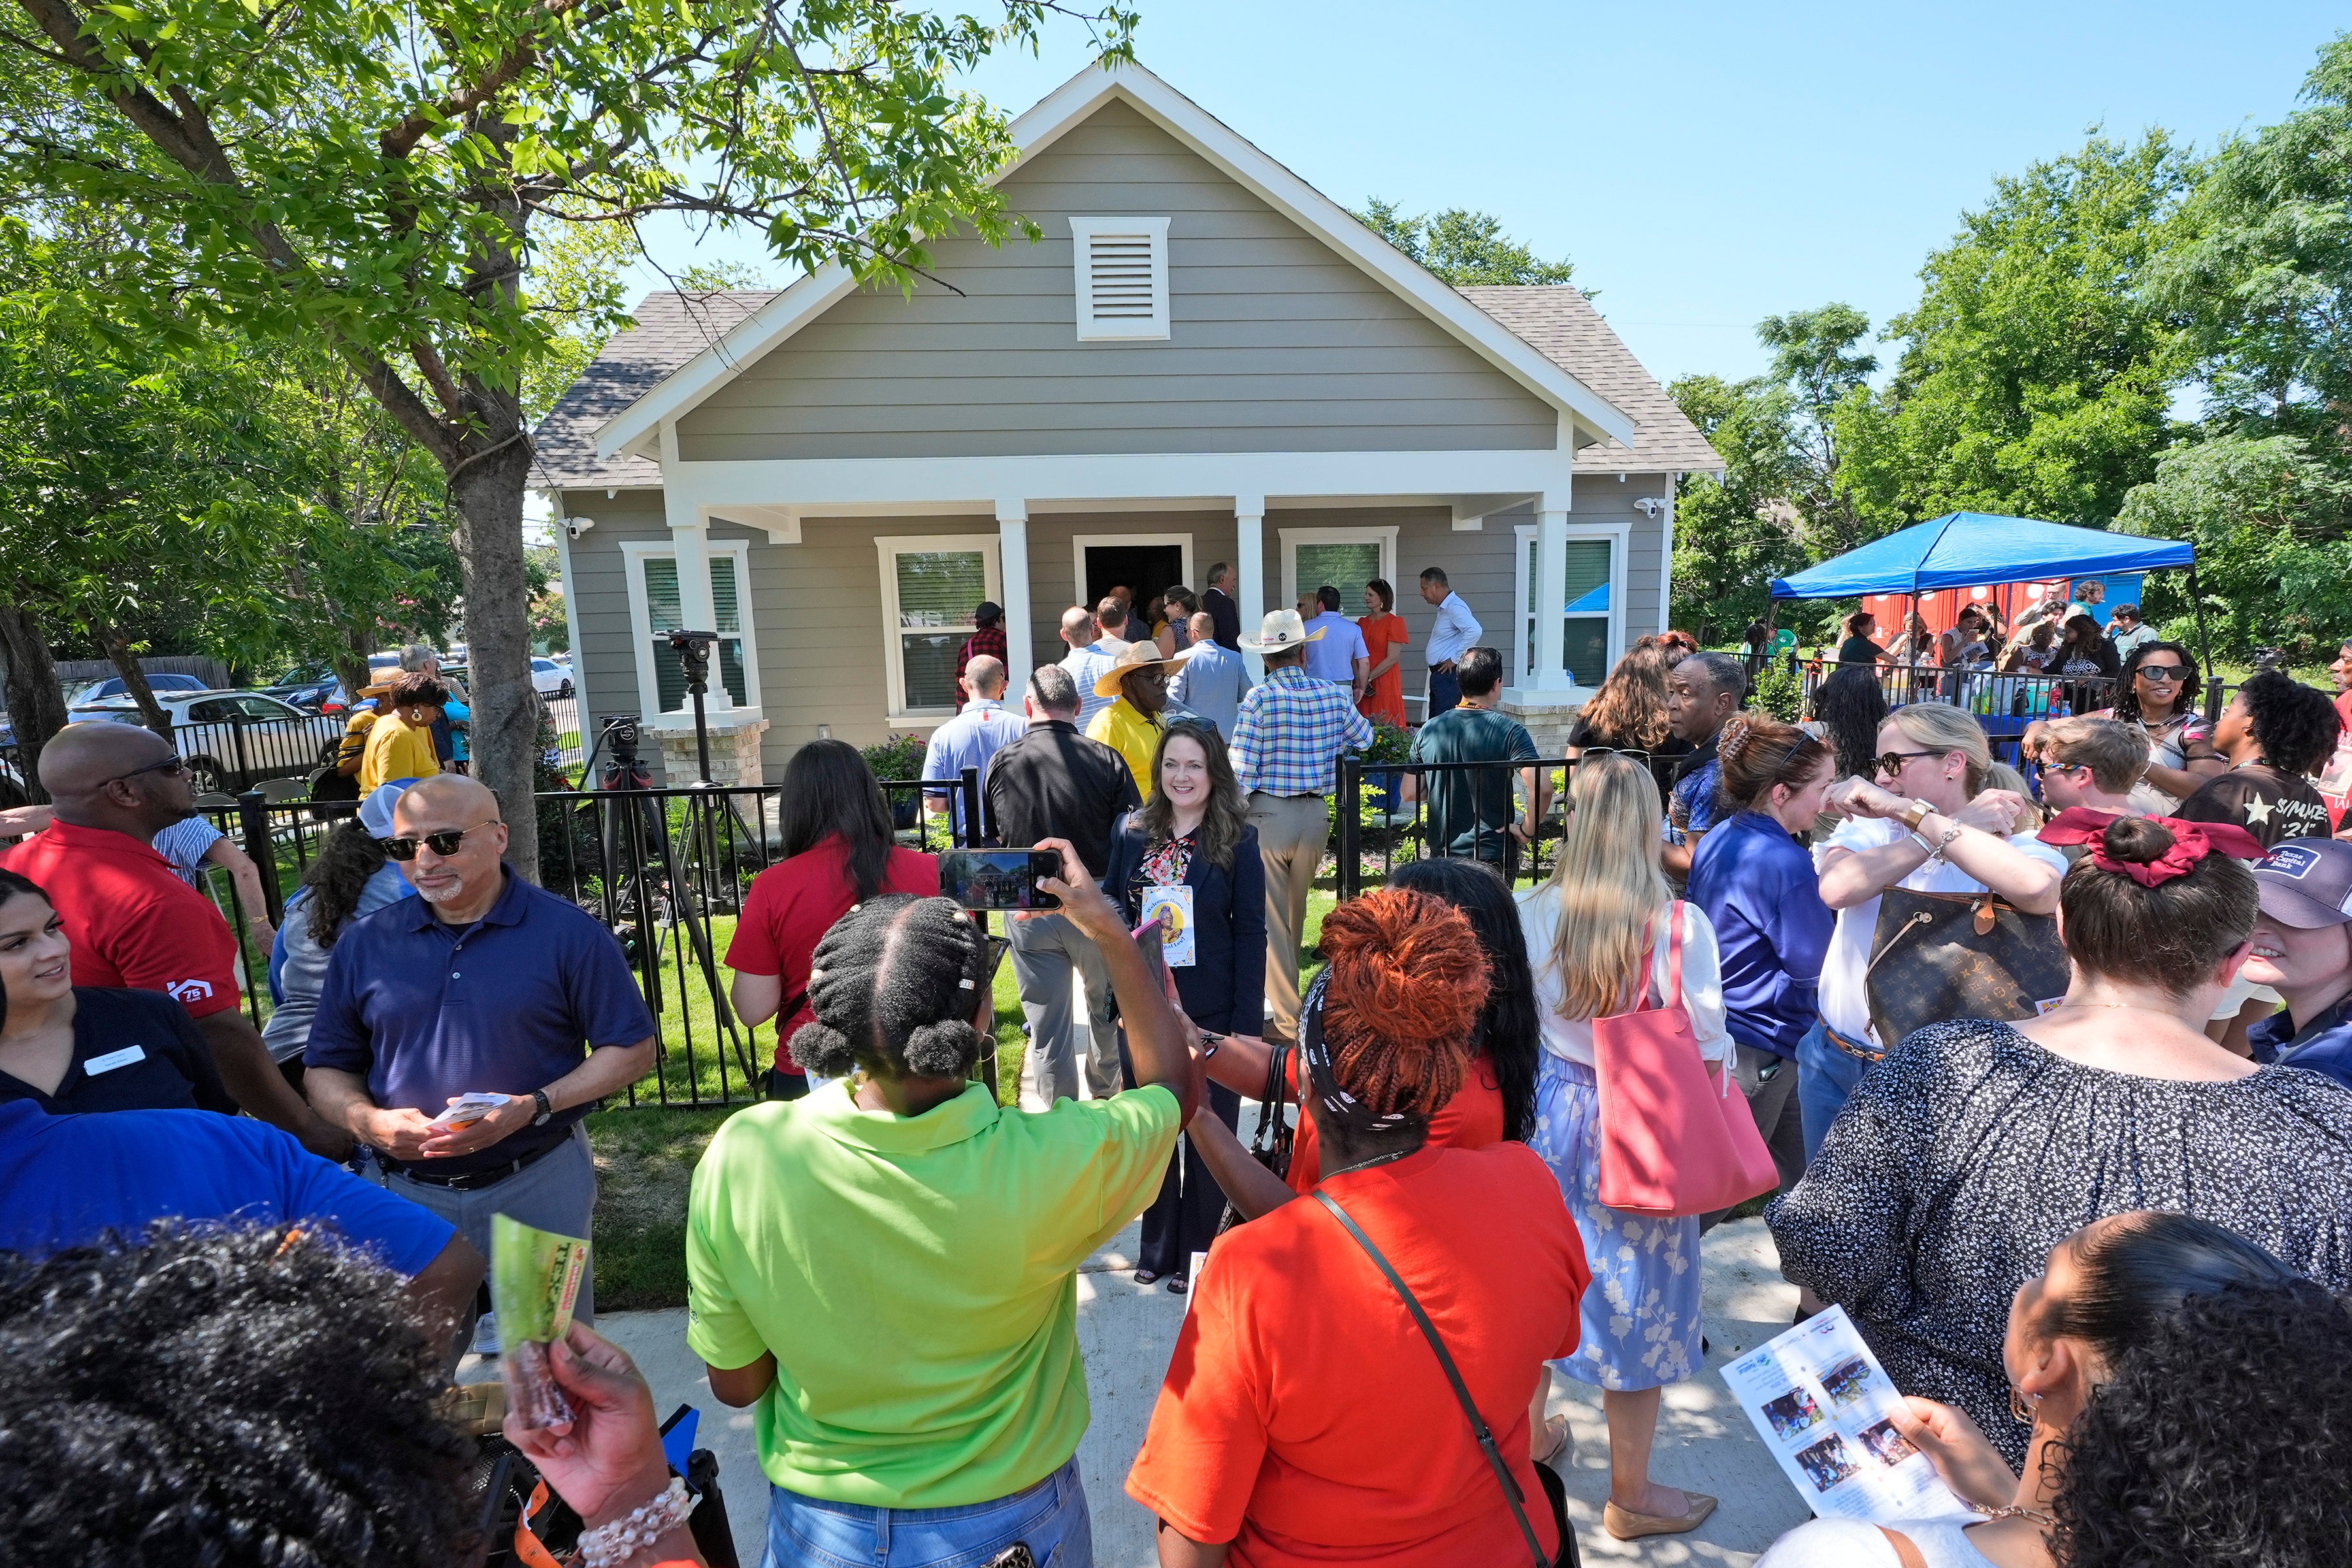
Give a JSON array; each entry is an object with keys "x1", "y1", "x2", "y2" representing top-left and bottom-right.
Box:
[{"x1": 1767, "y1": 511, "x2": 2212, "y2": 683}]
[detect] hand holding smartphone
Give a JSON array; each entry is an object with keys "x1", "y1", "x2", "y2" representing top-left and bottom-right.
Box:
[{"x1": 938, "y1": 849, "x2": 1063, "y2": 911}]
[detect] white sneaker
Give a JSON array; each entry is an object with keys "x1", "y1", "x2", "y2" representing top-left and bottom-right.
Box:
[{"x1": 470, "y1": 1311, "x2": 500, "y2": 1358}]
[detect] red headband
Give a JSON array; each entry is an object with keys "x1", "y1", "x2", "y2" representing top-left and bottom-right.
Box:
[{"x1": 2037, "y1": 807, "x2": 2265, "y2": 887}]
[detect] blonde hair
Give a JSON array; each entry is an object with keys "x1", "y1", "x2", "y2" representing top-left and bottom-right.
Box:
[
  {"x1": 1539, "y1": 755, "x2": 1671, "y2": 1022},
  {"x1": 1887, "y1": 702, "x2": 1992, "y2": 796},
  {"x1": 1984, "y1": 762, "x2": 2042, "y2": 830}
]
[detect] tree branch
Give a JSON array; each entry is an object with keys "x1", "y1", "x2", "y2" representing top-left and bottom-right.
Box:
[{"x1": 376, "y1": 0, "x2": 608, "y2": 161}]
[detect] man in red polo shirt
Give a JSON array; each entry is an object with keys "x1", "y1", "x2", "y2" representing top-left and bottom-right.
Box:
[{"x1": 1, "y1": 723, "x2": 347, "y2": 1158}]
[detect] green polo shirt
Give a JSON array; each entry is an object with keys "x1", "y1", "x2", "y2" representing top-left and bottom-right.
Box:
[{"x1": 685, "y1": 1077, "x2": 1181, "y2": 1506}]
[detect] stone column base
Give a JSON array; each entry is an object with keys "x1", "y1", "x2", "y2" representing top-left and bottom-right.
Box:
[
  {"x1": 652, "y1": 710, "x2": 770, "y2": 788},
  {"x1": 1498, "y1": 688, "x2": 1587, "y2": 756}
]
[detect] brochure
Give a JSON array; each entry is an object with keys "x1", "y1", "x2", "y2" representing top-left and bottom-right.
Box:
[
  {"x1": 492, "y1": 1213, "x2": 591, "y2": 1429},
  {"x1": 1720, "y1": 1305, "x2": 1977, "y2": 1524},
  {"x1": 1141, "y1": 885, "x2": 1197, "y2": 966}
]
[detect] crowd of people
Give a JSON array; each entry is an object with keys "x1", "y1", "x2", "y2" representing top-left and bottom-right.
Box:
[{"x1": 8, "y1": 580, "x2": 2352, "y2": 1568}]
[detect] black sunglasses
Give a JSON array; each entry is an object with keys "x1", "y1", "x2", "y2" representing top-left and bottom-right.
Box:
[
  {"x1": 378, "y1": 821, "x2": 500, "y2": 860},
  {"x1": 105, "y1": 755, "x2": 189, "y2": 787},
  {"x1": 1874, "y1": 749, "x2": 1942, "y2": 775},
  {"x1": 2134, "y1": 664, "x2": 2187, "y2": 680}
]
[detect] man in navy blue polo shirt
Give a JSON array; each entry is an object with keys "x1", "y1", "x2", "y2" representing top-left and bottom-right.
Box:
[
  {"x1": 2244, "y1": 837, "x2": 2352, "y2": 1092},
  {"x1": 0, "y1": 1098, "x2": 482, "y2": 1345},
  {"x1": 304, "y1": 774, "x2": 655, "y2": 1322}
]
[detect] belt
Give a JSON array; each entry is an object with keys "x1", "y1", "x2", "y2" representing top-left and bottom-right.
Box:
[
  {"x1": 1819, "y1": 1019, "x2": 1887, "y2": 1065},
  {"x1": 387, "y1": 1132, "x2": 568, "y2": 1191}
]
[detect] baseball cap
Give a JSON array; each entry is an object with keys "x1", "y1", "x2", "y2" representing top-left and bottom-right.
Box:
[
  {"x1": 358, "y1": 779, "x2": 417, "y2": 840},
  {"x1": 2252, "y1": 838, "x2": 2352, "y2": 929},
  {"x1": 974, "y1": 601, "x2": 1004, "y2": 624}
]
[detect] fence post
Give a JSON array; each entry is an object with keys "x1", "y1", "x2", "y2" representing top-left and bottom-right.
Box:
[
  {"x1": 1337, "y1": 756, "x2": 1360, "y2": 902},
  {"x1": 960, "y1": 765, "x2": 982, "y2": 847},
  {"x1": 237, "y1": 789, "x2": 282, "y2": 926},
  {"x1": 227, "y1": 718, "x2": 252, "y2": 790}
]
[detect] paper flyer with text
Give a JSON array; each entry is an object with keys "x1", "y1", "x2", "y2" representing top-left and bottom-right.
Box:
[{"x1": 1720, "y1": 1306, "x2": 1977, "y2": 1524}]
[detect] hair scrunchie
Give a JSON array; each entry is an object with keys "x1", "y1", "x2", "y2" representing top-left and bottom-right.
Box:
[{"x1": 2038, "y1": 807, "x2": 2265, "y2": 887}]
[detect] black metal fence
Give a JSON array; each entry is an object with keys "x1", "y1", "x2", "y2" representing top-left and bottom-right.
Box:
[{"x1": 1334, "y1": 755, "x2": 1578, "y2": 900}]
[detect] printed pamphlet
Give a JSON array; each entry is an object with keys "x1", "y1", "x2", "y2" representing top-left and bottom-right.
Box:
[
  {"x1": 1141, "y1": 885, "x2": 1197, "y2": 967},
  {"x1": 492, "y1": 1213, "x2": 591, "y2": 1429},
  {"x1": 1720, "y1": 1305, "x2": 1976, "y2": 1524}
]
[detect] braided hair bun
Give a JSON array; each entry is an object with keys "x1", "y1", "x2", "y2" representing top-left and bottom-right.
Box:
[
  {"x1": 787, "y1": 895, "x2": 988, "y2": 1080},
  {"x1": 1316, "y1": 888, "x2": 1489, "y2": 1121}
]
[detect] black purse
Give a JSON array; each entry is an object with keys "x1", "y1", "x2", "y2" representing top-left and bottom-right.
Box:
[
  {"x1": 1216, "y1": 1039, "x2": 1295, "y2": 1233},
  {"x1": 1863, "y1": 886, "x2": 2070, "y2": 1051},
  {"x1": 1315, "y1": 1191, "x2": 1578, "y2": 1567}
]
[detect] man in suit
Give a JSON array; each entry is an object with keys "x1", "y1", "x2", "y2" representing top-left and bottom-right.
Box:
[{"x1": 1201, "y1": 562, "x2": 1242, "y2": 651}]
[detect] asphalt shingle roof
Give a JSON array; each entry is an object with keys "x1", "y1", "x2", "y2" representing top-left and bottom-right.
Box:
[{"x1": 531, "y1": 282, "x2": 1720, "y2": 491}]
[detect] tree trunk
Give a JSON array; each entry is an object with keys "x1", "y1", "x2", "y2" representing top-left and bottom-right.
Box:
[
  {"x1": 334, "y1": 625, "x2": 373, "y2": 708},
  {"x1": 449, "y1": 438, "x2": 543, "y2": 882},
  {"x1": 90, "y1": 621, "x2": 174, "y2": 738},
  {"x1": 0, "y1": 604, "x2": 70, "y2": 803}
]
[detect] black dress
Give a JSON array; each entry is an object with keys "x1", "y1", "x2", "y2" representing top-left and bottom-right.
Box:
[
  {"x1": 0, "y1": 987, "x2": 238, "y2": 1115},
  {"x1": 1768, "y1": 1019, "x2": 2352, "y2": 1464}
]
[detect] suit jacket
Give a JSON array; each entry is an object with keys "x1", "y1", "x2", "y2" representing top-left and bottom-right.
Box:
[
  {"x1": 1105, "y1": 819, "x2": 1266, "y2": 1035},
  {"x1": 1203, "y1": 585, "x2": 1243, "y2": 650}
]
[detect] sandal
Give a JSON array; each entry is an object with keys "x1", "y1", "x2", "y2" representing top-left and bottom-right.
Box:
[
  {"x1": 1166, "y1": 1275, "x2": 1189, "y2": 1295},
  {"x1": 1134, "y1": 1269, "x2": 1160, "y2": 1286}
]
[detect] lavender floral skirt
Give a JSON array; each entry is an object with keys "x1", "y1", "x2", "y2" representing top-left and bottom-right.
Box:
[{"x1": 1529, "y1": 1054, "x2": 1703, "y2": 1392}]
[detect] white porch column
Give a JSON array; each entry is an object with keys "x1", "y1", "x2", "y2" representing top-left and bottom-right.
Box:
[
  {"x1": 659, "y1": 423, "x2": 730, "y2": 713},
  {"x1": 1532, "y1": 502, "x2": 1573, "y2": 692},
  {"x1": 1235, "y1": 493, "x2": 1266, "y2": 679},
  {"x1": 996, "y1": 498, "x2": 1034, "y2": 700}
]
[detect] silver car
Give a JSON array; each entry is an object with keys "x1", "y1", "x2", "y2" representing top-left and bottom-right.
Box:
[{"x1": 68, "y1": 690, "x2": 345, "y2": 796}]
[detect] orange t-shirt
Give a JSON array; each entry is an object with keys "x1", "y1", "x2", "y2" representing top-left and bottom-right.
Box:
[
  {"x1": 1357, "y1": 612, "x2": 1410, "y2": 728},
  {"x1": 1126, "y1": 1143, "x2": 1588, "y2": 1566},
  {"x1": 1284, "y1": 1049, "x2": 1504, "y2": 1193}
]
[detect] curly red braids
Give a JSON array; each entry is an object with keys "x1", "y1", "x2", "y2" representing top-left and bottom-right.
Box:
[{"x1": 1316, "y1": 887, "x2": 1490, "y2": 1121}]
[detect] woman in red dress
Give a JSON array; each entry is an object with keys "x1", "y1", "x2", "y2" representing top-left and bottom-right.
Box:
[{"x1": 1357, "y1": 578, "x2": 1410, "y2": 728}]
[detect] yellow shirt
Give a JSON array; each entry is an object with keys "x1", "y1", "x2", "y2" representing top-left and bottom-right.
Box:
[
  {"x1": 1086, "y1": 700, "x2": 1163, "y2": 801},
  {"x1": 358, "y1": 713, "x2": 440, "y2": 793}
]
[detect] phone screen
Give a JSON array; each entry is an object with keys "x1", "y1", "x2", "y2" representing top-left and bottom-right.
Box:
[{"x1": 938, "y1": 849, "x2": 1062, "y2": 911}]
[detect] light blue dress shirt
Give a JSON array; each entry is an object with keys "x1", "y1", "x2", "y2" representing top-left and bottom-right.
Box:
[
  {"x1": 919, "y1": 699, "x2": 1022, "y2": 841},
  {"x1": 1168, "y1": 642, "x2": 1252, "y2": 738},
  {"x1": 1426, "y1": 591, "x2": 1484, "y2": 668},
  {"x1": 1300, "y1": 611, "x2": 1367, "y2": 686}
]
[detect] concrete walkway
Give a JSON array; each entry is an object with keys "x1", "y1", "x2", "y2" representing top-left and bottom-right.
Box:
[{"x1": 599, "y1": 1217, "x2": 1811, "y2": 1566}]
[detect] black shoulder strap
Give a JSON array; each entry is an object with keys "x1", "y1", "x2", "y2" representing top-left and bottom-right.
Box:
[{"x1": 1313, "y1": 1190, "x2": 1550, "y2": 1568}]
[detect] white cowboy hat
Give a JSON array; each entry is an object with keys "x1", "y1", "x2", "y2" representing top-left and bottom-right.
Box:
[
  {"x1": 1092, "y1": 640, "x2": 1183, "y2": 697},
  {"x1": 1237, "y1": 609, "x2": 1326, "y2": 653}
]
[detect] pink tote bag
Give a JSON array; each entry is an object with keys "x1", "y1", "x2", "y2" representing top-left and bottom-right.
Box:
[{"x1": 1593, "y1": 902, "x2": 1780, "y2": 1218}]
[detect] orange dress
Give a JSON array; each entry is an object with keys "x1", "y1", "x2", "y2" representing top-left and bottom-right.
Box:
[{"x1": 1357, "y1": 612, "x2": 1409, "y2": 728}]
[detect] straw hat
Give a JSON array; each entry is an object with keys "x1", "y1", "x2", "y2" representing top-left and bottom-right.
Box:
[
  {"x1": 1092, "y1": 640, "x2": 1186, "y2": 698},
  {"x1": 1237, "y1": 608, "x2": 1326, "y2": 653}
]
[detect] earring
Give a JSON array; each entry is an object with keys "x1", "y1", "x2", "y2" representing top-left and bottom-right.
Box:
[{"x1": 2009, "y1": 1384, "x2": 2037, "y2": 1426}]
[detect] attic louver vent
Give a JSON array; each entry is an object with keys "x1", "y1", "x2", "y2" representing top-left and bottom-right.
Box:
[{"x1": 1070, "y1": 216, "x2": 1170, "y2": 341}]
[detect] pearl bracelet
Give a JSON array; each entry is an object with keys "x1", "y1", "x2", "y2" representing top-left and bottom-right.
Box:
[{"x1": 577, "y1": 1476, "x2": 693, "y2": 1568}]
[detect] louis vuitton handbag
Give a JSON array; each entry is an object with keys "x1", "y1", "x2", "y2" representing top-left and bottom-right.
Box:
[{"x1": 1863, "y1": 887, "x2": 2070, "y2": 1052}]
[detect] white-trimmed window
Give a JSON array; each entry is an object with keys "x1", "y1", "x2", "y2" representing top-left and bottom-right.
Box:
[
  {"x1": 877, "y1": 536, "x2": 1002, "y2": 722},
  {"x1": 1513, "y1": 523, "x2": 1626, "y2": 686},
  {"x1": 1279, "y1": 525, "x2": 1399, "y2": 615},
  {"x1": 620, "y1": 540, "x2": 759, "y2": 717},
  {"x1": 1070, "y1": 216, "x2": 1171, "y2": 341}
]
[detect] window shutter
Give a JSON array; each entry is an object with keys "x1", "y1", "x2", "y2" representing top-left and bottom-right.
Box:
[{"x1": 1070, "y1": 217, "x2": 1170, "y2": 340}]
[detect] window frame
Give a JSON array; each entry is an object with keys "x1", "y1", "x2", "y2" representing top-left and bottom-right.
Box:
[
  {"x1": 1069, "y1": 216, "x2": 1172, "y2": 342},
  {"x1": 1277, "y1": 525, "x2": 1399, "y2": 618},
  {"x1": 875, "y1": 534, "x2": 1004, "y2": 725},
  {"x1": 1511, "y1": 519, "x2": 1628, "y2": 687},
  {"x1": 619, "y1": 538, "x2": 762, "y2": 719}
]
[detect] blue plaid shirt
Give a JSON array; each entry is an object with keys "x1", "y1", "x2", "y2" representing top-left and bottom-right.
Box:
[{"x1": 1232, "y1": 664, "x2": 1375, "y2": 796}]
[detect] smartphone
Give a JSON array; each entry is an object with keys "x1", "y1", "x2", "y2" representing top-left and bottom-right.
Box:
[{"x1": 938, "y1": 849, "x2": 1062, "y2": 911}]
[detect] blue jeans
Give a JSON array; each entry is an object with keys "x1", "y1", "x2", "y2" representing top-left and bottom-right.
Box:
[
  {"x1": 1797, "y1": 1017, "x2": 1874, "y2": 1164},
  {"x1": 1428, "y1": 666, "x2": 1461, "y2": 717},
  {"x1": 762, "y1": 1456, "x2": 1092, "y2": 1568}
]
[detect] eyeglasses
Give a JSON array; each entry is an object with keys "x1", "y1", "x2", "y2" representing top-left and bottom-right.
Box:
[
  {"x1": 1580, "y1": 747, "x2": 1652, "y2": 764},
  {"x1": 378, "y1": 821, "x2": 501, "y2": 860},
  {"x1": 1874, "y1": 749, "x2": 1942, "y2": 775},
  {"x1": 2134, "y1": 664, "x2": 2186, "y2": 681},
  {"x1": 105, "y1": 755, "x2": 189, "y2": 787}
]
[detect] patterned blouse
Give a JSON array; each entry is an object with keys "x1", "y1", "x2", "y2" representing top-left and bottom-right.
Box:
[
  {"x1": 1122, "y1": 828, "x2": 1196, "y2": 923},
  {"x1": 1767, "y1": 1019, "x2": 2352, "y2": 1465}
]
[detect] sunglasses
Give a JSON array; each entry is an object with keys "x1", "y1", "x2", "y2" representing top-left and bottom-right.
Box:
[
  {"x1": 105, "y1": 755, "x2": 189, "y2": 786},
  {"x1": 2135, "y1": 664, "x2": 2187, "y2": 680},
  {"x1": 378, "y1": 821, "x2": 500, "y2": 860},
  {"x1": 1874, "y1": 749, "x2": 1943, "y2": 775},
  {"x1": 1580, "y1": 746, "x2": 1652, "y2": 764}
]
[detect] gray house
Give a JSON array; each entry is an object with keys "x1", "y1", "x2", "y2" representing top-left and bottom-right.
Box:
[{"x1": 532, "y1": 60, "x2": 1719, "y2": 784}]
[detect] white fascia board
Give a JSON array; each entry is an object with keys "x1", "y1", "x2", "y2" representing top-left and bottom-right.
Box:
[
  {"x1": 659, "y1": 446, "x2": 1580, "y2": 515},
  {"x1": 596, "y1": 60, "x2": 1638, "y2": 461}
]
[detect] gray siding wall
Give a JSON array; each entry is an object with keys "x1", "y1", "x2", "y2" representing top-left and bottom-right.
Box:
[
  {"x1": 564, "y1": 489, "x2": 667, "y2": 770},
  {"x1": 674, "y1": 98, "x2": 1558, "y2": 461}
]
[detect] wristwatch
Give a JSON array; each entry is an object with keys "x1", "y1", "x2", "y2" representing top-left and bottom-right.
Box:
[
  {"x1": 531, "y1": 1089, "x2": 553, "y2": 1127},
  {"x1": 1899, "y1": 798, "x2": 1935, "y2": 833}
]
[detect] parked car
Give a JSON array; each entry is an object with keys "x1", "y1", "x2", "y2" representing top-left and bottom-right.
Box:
[
  {"x1": 67, "y1": 690, "x2": 343, "y2": 796},
  {"x1": 63, "y1": 672, "x2": 210, "y2": 708},
  {"x1": 532, "y1": 657, "x2": 574, "y2": 698},
  {"x1": 264, "y1": 663, "x2": 342, "y2": 711}
]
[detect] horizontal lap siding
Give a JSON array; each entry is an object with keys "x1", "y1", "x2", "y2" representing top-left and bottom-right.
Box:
[
  {"x1": 562, "y1": 491, "x2": 666, "y2": 774},
  {"x1": 674, "y1": 99, "x2": 1556, "y2": 461}
]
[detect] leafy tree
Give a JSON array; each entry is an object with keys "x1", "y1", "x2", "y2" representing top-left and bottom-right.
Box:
[
  {"x1": 1757, "y1": 302, "x2": 1876, "y2": 557},
  {"x1": 1667, "y1": 372, "x2": 1806, "y2": 640},
  {"x1": 1352, "y1": 197, "x2": 1578, "y2": 286},
  {"x1": 2115, "y1": 433, "x2": 2352, "y2": 663},
  {"x1": 0, "y1": 0, "x2": 1134, "y2": 875},
  {"x1": 2152, "y1": 32, "x2": 2352, "y2": 443},
  {"x1": 1833, "y1": 132, "x2": 2199, "y2": 534}
]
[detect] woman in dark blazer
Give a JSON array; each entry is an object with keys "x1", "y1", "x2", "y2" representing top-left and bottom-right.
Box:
[{"x1": 1105, "y1": 719, "x2": 1264, "y2": 1293}]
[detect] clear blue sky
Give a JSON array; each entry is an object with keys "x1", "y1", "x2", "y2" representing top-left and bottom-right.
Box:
[{"x1": 633, "y1": 1, "x2": 2344, "y2": 389}]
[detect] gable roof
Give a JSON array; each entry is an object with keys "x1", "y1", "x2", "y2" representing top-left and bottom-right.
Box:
[
  {"x1": 531, "y1": 290, "x2": 777, "y2": 492},
  {"x1": 587, "y1": 60, "x2": 1642, "y2": 464},
  {"x1": 1462, "y1": 287, "x2": 1723, "y2": 476}
]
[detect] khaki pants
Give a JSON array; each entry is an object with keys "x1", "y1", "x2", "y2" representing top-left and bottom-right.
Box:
[
  {"x1": 1247, "y1": 791, "x2": 1331, "y2": 1043},
  {"x1": 1007, "y1": 910, "x2": 1119, "y2": 1107}
]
